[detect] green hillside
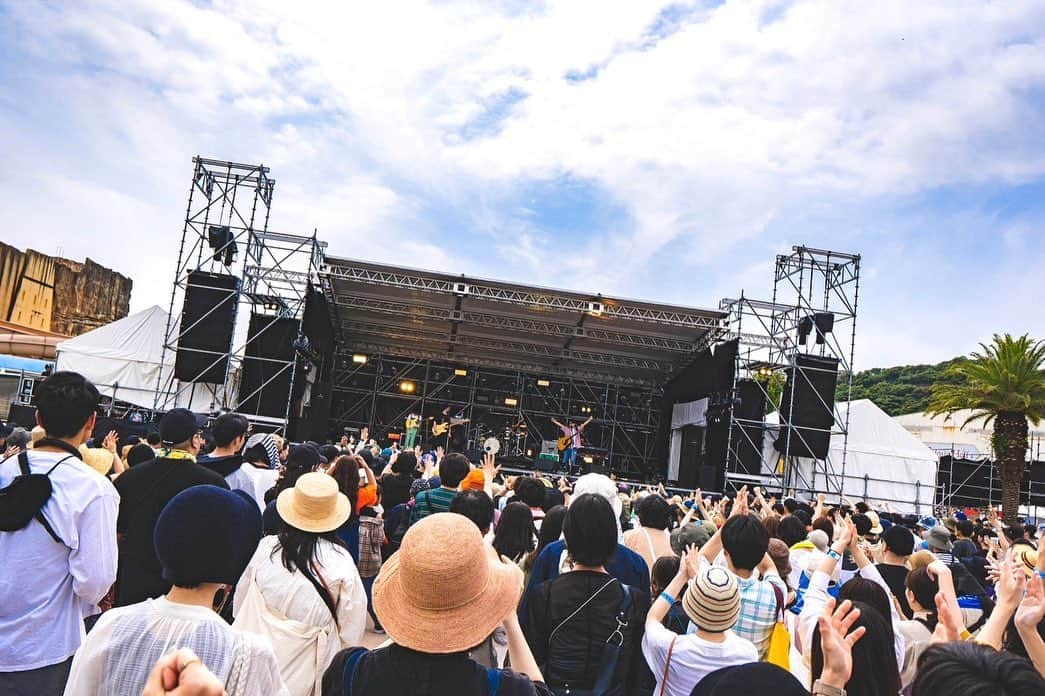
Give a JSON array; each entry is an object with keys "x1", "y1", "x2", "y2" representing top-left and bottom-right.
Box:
[{"x1": 837, "y1": 358, "x2": 968, "y2": 416}]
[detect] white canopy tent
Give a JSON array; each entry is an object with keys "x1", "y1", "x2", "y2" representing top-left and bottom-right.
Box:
[
  {"x1": 54, "y1": 306, "x2": 221, "y2": 412},
  {"x1": 762, "y1": 399, "x2": 939, "y2": 513}
]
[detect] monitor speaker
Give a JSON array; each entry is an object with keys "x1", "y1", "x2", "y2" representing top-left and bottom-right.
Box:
[
  {"x1": 174, "y1": 271, "x2": 238, "y2": 383},
  {"x1": 774, "y1": 354, "x2": 839, "y2": 459},
  {"x1": 676, "y1": 425, "x2": 723, "y2": 490},
  {"x1": 237, "y1": 314, "x2": 299, "y2": 418}
]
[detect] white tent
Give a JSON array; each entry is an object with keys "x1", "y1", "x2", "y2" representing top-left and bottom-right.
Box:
[
  {"x1": 54, "y1": 306, "x2": 219, "y2": 411},
  {"x1": 763, "y1": 399, "x2": 939, "y2": 513}
]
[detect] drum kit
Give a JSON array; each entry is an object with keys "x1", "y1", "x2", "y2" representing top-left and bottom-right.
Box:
[{"x1": 473, "y1": 420, "x2": 528, "y2": 457}]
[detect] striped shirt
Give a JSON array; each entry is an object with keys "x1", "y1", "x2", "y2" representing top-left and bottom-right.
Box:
[{"x1": 409, "y1": 486, "x2": 457, "y2": 525}]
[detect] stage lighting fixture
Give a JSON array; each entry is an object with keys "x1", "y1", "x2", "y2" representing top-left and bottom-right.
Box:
[
  {"x1": 399, "y1": 380, "x2": 416, "y2": 394},
  {"x1": 207, "y1": 225, "x2": 236, "y2": 267},
  {"x1": 587, "y1": 301, "x2": 604, "y2": 317},
  {"x1": 504, "y1": 397, "x2": 518, "y2": 407},
  {"x1": 582, "y1": 455, "x2": 594, "y2": 465},
  {"x1": 526, "y1": 448, "x2": 534, "y2": 457},
  {"x1": 536, "y1": 379, "x2": 551, "y2": 387},
  {"x1": 797, "y1": 315, "x2": 814, "y2": 344},
  {"x1": 454, "y1": 368, "x2": 468, "y2": 377},
  {"x1": 352, "y1": 354, "x2": 368, "y2": 364}
]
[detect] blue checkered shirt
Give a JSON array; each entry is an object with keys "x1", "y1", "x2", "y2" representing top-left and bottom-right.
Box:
[{"x1": 734, "y1": 572, "x2": 786, "y2": 659}]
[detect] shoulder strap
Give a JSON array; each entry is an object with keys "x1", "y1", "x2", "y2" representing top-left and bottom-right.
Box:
[
  {"x1": 486, "y1": 667, "x2": 503, "y2": 695},
  {"x1": 342, "y1": 647, "x2": 369, "y2": 696},
  {"x1": 547, "y1": 577, "x2": 617, "y2": 647},
  {"x1": 659, "y1": 636, "x2": 678, "y2": 696},
  {"x1": 771, "y1": 581, "x2": 785, "y2": 621},
  {"x1": 19, "y1": 450, "x2": 70, "y2": 545}
]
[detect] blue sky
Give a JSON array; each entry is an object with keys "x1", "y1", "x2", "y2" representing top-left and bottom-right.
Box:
[{"x1": 2, "y1": 0, "x2": 1045, "y2": 368}]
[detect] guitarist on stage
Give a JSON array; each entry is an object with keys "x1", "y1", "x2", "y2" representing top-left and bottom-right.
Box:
[
  {"x1": 433, "y1": 405, "x2": 470, "y2": 453},
  {"x1": 550, "y1": 414, "x2": 593, "y2": 472}
]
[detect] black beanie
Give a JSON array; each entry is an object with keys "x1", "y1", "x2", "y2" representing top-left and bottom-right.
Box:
[{"x1": 154, "y1": 485, "x2": 262, "y2": 586}]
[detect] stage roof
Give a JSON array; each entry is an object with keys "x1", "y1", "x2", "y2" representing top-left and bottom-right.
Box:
[{"x1": 319, "y1": 256, "x2": 726, "y2": 386}]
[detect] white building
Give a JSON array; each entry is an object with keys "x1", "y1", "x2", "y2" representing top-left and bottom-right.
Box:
[{"x1": 894, "y1": 409, "x2": 1045, "y2": 460}]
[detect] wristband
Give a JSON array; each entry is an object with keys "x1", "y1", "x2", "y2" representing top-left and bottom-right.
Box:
[
  {"x1": 658, "y1": 591, "x2": 676, "y2": 605},
  {"x1": 827, "y1": 549, "x2": 842, "y2": 561},
  {"x1": 1038, "y1": 571, "x2": 1045, "y2": 580},
  {"x1": 811, "y1": 680, "x2": 846, "y2": 696}
]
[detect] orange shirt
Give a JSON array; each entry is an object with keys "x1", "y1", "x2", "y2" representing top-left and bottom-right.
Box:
[{"x1": 357, "y1": 482, "x2": 378, "y2": 513}]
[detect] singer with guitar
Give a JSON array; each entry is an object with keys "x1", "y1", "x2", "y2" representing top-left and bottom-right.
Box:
[{"x1": 550, "y1": 415, "x2": 593, "y2": 472}]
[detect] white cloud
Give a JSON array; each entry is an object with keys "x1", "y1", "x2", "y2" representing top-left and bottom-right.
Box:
[{"x1": 1, "y1": 0, "x2": 1045, "y2": 366}]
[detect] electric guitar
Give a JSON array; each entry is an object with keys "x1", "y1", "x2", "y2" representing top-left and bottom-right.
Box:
[
  {"x1": 405, "y1": 415, "x2": 420, "y2": 430},
  {"x1": 432, "y1": 418, "x2": 470, "y2": 437}
]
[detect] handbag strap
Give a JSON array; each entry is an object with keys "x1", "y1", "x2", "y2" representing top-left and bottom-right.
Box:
[
  {"x1": 771, "y1": 580, "x2": 785, "y2": 622},
  {"x1": 18, "y1": 450, "x2": 75, "y2": 545},
  {"x1": 547, "y1": 577, "x2": 618, "y2": 647},
  {"x1": 659, "y1": 636, "x2": 678, "y2": 696}
]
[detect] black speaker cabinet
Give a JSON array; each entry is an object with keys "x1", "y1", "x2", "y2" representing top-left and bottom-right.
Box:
[
  {"x1": 238, "y1": 314, "x2": 300, "y2": 419},
  {"x1": 774, "y1": 354, "x2": 839, "y2": 459},
  {"x1": 174, "y1": 271, "x2": 239, "y2": 383}
]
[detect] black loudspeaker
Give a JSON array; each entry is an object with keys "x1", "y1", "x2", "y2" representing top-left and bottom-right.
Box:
[
  {"x1": 676, "y1": 426, "x2": 723, "y2": 490},
  {"x1": 238, "y1": 314, "x2": 299, "y2": 418},
  {"x1": 174, "y1": 271, "x2": 238, "y2": 383},
  {"x1": 774, "y1": 354, "x2": 839, "y2": 459},
  {"x1": 6, "y1": 403, "x2": 37, "y2": 428},
  {"x1": 731, "y1": 379, "x2": 766, "y2": 475}
]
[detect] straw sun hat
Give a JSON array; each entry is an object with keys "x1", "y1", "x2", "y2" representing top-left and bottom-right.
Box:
[
  {"x1": 373, "y1": 512, "x2": 523, "y2": 653},
  {"x1": 276, "y1": 472, "x2": 350, "y2": 533}
]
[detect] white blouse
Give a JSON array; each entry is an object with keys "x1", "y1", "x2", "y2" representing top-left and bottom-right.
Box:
[
  {"x1": 233, "y1": 535, "x2": 366, "y2": 695},
  {"x1": 64, "y1": 597, "x2": 287, "y2": 696}
]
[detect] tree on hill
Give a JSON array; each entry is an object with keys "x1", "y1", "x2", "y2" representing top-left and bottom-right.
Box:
[
  {"x1": 927, "y1": 334, "x2": 1045, "y2": 524},
  {"x1": 840, "y1": 358, "x2": 968, "y2": 416}
]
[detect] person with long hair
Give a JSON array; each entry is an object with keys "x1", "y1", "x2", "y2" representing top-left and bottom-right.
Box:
[
  {"x1": 493, "y1": 501, "x2": 537, "y2": 563},
  {"x1": 328, "y1": 453, "x2": 384, "y2": 633},
  {"x1": 522, "y1": 504, "x2": 566, "y2": 587},
  {"x1": 811, "y1": 599, "x2": 900, "y2": 696},
  {"x1": 234, "y1": 472, "x2": 366, "y2": 696}
]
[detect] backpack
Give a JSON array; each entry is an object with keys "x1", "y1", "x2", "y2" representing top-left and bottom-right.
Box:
[{"x1": 0, "y1": 447, "x2": 77, "y2": 544}]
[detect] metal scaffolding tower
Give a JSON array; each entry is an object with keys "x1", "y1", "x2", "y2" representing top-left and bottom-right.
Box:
[
  {"x1": 154, "y1": 157, "x2": 324, "y2": 431},
  {"x1": 720, "y1": 246, "x2": 860, "y2": 496}
]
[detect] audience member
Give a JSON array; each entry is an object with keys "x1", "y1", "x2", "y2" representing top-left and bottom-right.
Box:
[
  {"x1": 0, "y1": 372, "x2": 119, "y2": 696},
  {"x1": 449, "y1": 488, "x2": 496, "y2": 536},
  {"x1": 912, "y1": 641, "x2": 1044, "y2": 695},
  {"x1": 513, "y1": 476, "x2": 549, "y2": 529},
  {"x1": 522, "y1": 503, "x2": 567, "y2": 587},
  {"x1": 65, "y1": 485, "x2": 284, "y2": 695},
  {"x1": 409, "y1": 452, "x2": 469, "y2": 524},
  {"x1": 113, "y1": 408, "x2": 228, "y2": 606},
  {"x1": 330, "y1": 513, "x2": 552, "y2": 695},
  {"x1": 197, "y1": 413, "x2": 250, "y2": 478},
  {"x1": 522, "y1": 493, "x2": 652, "y2": 694},
  {"x1": 644, "y1": 552, "x2": 757, "y2": 696},
  {"x1": 650, "y1": 555, "x2": 689, "y2": 634},
  {"x1": 493, "y1": 500, "x2": 537, "y2": 563},
  {"x1": 698, "y1": 495, "x2": 786, "y2": 659},
  {"x1": 234, "y1": 472, "x2": 365, "y2": 695},
  {"x1": 876, "y1": 524, "x2": 915, "y2": 619},
  {"x1": 378, "y1": 450, "x2": 415, "y2": 510},
  {"x1": 623, "y1": 493, "x2": 675, "y2": 571}
]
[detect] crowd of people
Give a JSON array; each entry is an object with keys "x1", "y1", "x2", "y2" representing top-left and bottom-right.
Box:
[{"x1": 1, "y1": 370, "x2": 1044, "y2": 695}]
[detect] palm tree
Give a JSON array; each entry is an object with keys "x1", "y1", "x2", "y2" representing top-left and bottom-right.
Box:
[{"x1": 928, "y1": 334, "x2": 1045, "y2": 524}]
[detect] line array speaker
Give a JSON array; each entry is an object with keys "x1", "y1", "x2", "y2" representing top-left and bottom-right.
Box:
[
  {"x1": 774, "y1": 354, "x2": 839, "y2": 460},
  {"x1": 238, "y1": 314, "x2": 300, "y2": 418},
  {"x1": 174, "y1": 271, "x2": 239, "y2": 383}
]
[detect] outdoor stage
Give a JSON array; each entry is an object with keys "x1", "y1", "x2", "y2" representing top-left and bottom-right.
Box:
[{"x1": 147, "y1": 157, "x2": 872, "y2": 502}]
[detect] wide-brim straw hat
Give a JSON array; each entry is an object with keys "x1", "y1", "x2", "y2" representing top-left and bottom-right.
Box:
[
  {"x1": 78, "y1": 445, "x2": 114, "y2": 476},
  {"x1": 276, "y1": 472, "x2": 350, "y2": 533},
  {"x1": 373, "y1": 512, "x2": 522, "y2": 653}
]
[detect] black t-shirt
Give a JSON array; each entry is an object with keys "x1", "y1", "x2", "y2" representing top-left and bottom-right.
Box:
[
  {"x1": 349, "y1": 644, "x2": 554, "y2": 696},
  {"x1": 197, "y1": 452, "x2": 243, "y2": 478},
  {"x1": 875, "y1": 562, "x2": 912, "y2": 619},
  {"x1": 113, "y1": 456, "x2": 229, "y2": 606},
  {"x1": 379, "y1": 472, "x2": 413, "y2": 510}
]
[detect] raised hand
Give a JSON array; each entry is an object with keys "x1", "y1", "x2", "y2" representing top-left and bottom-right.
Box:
[
  {"x1": 1016, "y1": 574, "x2": 1045, "y2": 631},
  {"x1": 817, "y1": 598, "x2": 866, "y2": 688},
  {"x1": 102, "y1": 430, "x2": 119, "y2": 453},
  {"x1": 682, "y1": 544, "x2": 701, "y2": 580},
  {"x1": 483, "y1": 452, "x2": 500, "y2": 479}
]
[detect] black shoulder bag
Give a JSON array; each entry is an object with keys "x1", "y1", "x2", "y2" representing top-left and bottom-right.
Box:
[
  {"x1": 0, "y1": 438, "x2": 82, "y2": 544},
  {"x1": 544, "y1": 578, "x2": 634, "y2": 696}
]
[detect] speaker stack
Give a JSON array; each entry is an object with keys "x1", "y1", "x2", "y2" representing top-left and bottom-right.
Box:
[
  {"x1": 173, "y1": 271, "x2": 239, "y2": 384},
  {"x1": 774, "y1": 354, "x2": 840, "y2": 459}
]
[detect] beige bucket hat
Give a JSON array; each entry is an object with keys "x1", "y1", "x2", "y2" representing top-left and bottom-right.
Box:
[
  {"x1": 276, "y1": 472, "x2": 351, "y2": 533},
  {"x1": 373, "y1": 512, "x2": 523, "y2": 653}
]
